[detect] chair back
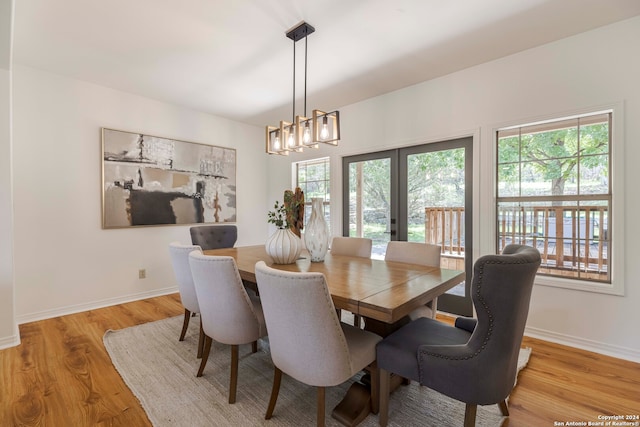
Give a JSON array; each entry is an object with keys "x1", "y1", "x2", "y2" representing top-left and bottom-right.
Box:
[
  {"x1": 188, "y1": 253, "x2": 265, "y2": 345},
  {"x1": 254, "y1": 261, "x2": 354, "y2": 387},
  {"x1": 168, "y1": 242, "x2": 202, "y2": 313},
  {"x1": 190, "y1": 225, "x2": 237, "y2": 250},
  {"x1": 419, "y1": 244, "x2": 540, "y2": 404},
  {"x1": 330, "y1": 236, "x2": 372, "y2": 258},
  {"x1": 385, "y1": 241, "x2": 441, "y2": 266}
]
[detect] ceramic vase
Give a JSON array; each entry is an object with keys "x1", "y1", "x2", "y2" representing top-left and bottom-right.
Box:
[
  {"x1": 265, "y1": 227, "x2": 303, "y2": 264},
  {"x1": 304, "y1": 198, "x2": 329, "y2": 262}
]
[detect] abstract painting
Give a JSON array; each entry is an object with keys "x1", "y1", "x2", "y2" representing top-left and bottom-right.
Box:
[{"x1": 101, "y1": 128, "x2": 236, "y2": 228}]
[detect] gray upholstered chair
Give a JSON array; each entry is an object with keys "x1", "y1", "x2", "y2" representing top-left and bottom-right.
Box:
[
  {"x1": 330, "y1": 236, "x2": 372, "y2": 258},
  {"x1": 330, "y1": 236, "x2": 372, "y2": 327},
  {"x1": 189, "y1": 224, "x2": 237, "y2": 250},
  {"x1": 254, "y1": 261, "x2": 382, "y2": 426},
  {"x1": 168, "y1": 242, "x2": 205, "y2": 358},
  {"x1": 376, "y1": 244, "x2": 541, "y2": 427},
  {"x1": 384, "y1": 241, "x2": 442, "y2": 319},
  {"x1": 188, "y1": 252, "x2": 267, "y2": 403}
]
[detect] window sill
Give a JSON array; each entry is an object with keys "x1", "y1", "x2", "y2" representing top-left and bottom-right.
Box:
[{"x1": 535, "y1": 275, "x2": 624, "y2": 296}]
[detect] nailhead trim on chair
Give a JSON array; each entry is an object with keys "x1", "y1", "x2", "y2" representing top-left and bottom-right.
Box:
[{"x1": 417, "y1": 256, "x2": 533, "y2": 367}]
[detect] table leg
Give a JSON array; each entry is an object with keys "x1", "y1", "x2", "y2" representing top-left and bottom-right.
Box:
[
  {"x1": 331, "y1": 316, "x2": 411, "y2": 426},
  {"x1": 331, "y1": 373, "x2": 405, "y2": 426},
  {"x1": 331, "y1": 382, "x2": 370, "y2": 426}
]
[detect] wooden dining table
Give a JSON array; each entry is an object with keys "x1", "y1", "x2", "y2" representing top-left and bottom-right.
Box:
[
  {"x1": 204, "y1": 245, "x2": 464, "y2": 326},
  {"x1": 204, "y1": 245, "x2": 465, "y2": 426}
]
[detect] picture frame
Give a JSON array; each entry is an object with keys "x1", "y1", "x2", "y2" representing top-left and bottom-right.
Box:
[{"x1": 101, "y1": 128, "x2": 236, "y2": 228}]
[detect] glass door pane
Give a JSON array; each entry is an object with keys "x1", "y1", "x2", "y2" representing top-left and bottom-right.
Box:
[
  {"x1": 342, "y1": 150, "x2": 397, "y2": 259},
  {"x1": 404, "y1": 149, "x2": 465, "y2": 242},
  {"x1": 399, "y1": 138, "x2": 472, "y2": 315}
]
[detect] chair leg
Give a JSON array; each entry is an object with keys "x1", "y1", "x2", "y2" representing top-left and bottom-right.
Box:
[
  {"x1": 229, "y1": 345, "x2": 239, "y2": 404},
  {"x1": 197, "y1": 319, "x2": 204, "y2": 359},
  {"x1": 498, "y1": 399, "x2": 509, "y2": 416},
  {"x1": 464, "y1": 403, "x2": 477, "y2": 427},
  {"x1": 265, "y1": 367, "x2": 282, "y2": 419},
  {"x1": 379, "y1": 368, "x2": 390, "y2": 427},
  {"x1": 196, "y1": 335, "x2": 212, "y2": 377},
  {"x1": 179, "y1": 308, "x2": 191, "y2": 341},
  {"x1": 369, "y1": 361, "x2": 379, "y2": 415},
  {"x1": 317, "y1": 386, "x2": 325, "y2": 426},
  {"x1": 251, "y1": 340, "x2": 258, "y2": 353}
]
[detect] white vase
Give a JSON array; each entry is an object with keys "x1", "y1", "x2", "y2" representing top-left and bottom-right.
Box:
[
  {"x1": 304, "y1": 198, "x2": 329, "y2": 262},
  {"x1": 265, "y1": 228, "x2": 303, "y2": 264}
]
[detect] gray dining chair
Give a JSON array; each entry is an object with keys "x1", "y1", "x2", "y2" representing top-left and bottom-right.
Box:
[
  {"x1": 376, "y1": 244, "x2": 541, "y2": 427},
  {"x1": 190, "y1": 224, "x2": 257, "y2": 294},
  {"x1": 188, "y1": 252, "x2": 267, "y2": 403},
  {"x1": 168, "y1": 242, "x2": 205, "y2": 358},
  {"x1": 384, "y1": 241, "x2": 442, "y2": 319},
  {"x1": 254, "y1": 261, "x2": 382, "y2": 426},
  {"x1": 190, "y1": 224, "x2": 237, "y2": 250}
]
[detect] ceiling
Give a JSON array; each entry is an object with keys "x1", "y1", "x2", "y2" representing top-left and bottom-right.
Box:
[{"x1": 12, "y1": 0, "x2": 640, "y2": 126}]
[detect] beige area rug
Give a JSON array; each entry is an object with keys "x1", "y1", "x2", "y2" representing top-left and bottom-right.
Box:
[{"x1": 104, "y1": 315, "x2": 530, "y2": 427}]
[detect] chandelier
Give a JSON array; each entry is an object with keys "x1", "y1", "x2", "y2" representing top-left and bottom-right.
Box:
[{"x1": 265, "y1": 21, "x2": 340, "y2": 155}]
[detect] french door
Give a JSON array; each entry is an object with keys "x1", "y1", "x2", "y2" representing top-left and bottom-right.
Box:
[{"x1": 342, "y1": 137, "x2": 473, "y2": 316}]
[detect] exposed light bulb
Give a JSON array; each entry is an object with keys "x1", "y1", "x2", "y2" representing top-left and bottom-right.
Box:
[
  {"x1": 287, "y1": 125, "x2": 296, "y2": 148},
  {"x1": 274, "y1": 135, "x2": 280, "y2": 150},
  {"x1": 320, "y1": 123, "x2": 330, "y2": 140},
  {"x1": 303, "y1": 123, "x2": 311, "y2": 144}
]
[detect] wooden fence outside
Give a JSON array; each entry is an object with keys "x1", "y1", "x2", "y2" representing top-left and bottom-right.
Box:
[{"x1": 424, "y1": 206, "x2": 609, "y2": 282}]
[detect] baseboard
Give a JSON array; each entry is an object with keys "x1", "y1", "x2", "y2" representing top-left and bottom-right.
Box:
[
  {"x1": 16, "y1": 286, "x2": 179, "y2": 325},
  {"x1": 438, "y1": 312, "x2": 640, "y2": 364},
  {"x1": 0, "y1": 332, "x2": 21, "y2": 351},
  {"x1": 524, "y1": 325, "x2": 640, "y2": 364}
]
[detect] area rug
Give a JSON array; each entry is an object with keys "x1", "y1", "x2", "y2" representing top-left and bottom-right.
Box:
[{"x1": 104, "y1": 316, "x2": 530, "y2": 427}]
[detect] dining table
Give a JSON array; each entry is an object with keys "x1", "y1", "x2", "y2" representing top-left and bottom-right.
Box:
[{"x1": 204, "y1": 245, "x2": 465, "y2": 426}]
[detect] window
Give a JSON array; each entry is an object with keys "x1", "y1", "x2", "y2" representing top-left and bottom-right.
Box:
[
  {"x1": 294, "y1": 157, "x2": 331, "y2": 232},
  {"x1": 496, "y1": 111, "x2": 612, "y2": 286}
]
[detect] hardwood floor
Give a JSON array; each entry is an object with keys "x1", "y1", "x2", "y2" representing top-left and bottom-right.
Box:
[
  {"x1": 1, "y1": 294, "x2": 638, "y2": 426},
  {"x1": 1, "y1": 294, "x2": 183, "y2": 426}
]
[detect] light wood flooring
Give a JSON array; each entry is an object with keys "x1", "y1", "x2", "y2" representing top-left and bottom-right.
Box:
[{"x1": 1, "y1": 294, "x2": 638, "y2": 426}]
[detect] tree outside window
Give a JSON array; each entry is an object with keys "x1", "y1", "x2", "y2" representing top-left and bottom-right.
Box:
[{"x1": 496, "y1": 112, "x2": 611, "y2": 283}]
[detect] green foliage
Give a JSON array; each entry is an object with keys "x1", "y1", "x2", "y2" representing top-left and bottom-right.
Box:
[
  {"x1": 498, "y1": 121, "x2": 609, "y2": 196},
  {"x1": 407, "y1": 149, "x2": 465, "y2": 211},
  {"x1": 347, "y1": 149, "x2": 467, "y2": 228},
  {"x1": 267, "y1": 201, "x2": 293, "y2": 229},
  {"x1": 297, "y1": 160, "x2": 329, "y2": 200}
]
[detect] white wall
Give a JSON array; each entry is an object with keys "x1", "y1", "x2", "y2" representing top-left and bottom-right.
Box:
[
  {"x1": 0, "y1": 0, "x2": 17, "y2": 349},
  {"x1": 268, "y1": 17, "x2": 640, "y2": 361},
  {"x1": 10, "y1": 65, "x2": 267, "y2": 323}
]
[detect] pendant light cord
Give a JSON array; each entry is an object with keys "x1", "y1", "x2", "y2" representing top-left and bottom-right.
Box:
[
  {"x1": 304, "y1": 35, "x2": 308, "y2": 117},
  {"x1": 292, "y1": 38, "x2": 296, "y2": 122},
  {"x1": 292, "y1": 29, "x2": 309, "y2": 121}
]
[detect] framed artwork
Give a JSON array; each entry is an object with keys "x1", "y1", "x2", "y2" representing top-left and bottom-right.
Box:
[{"x1": 101, "y1": 128, "x2": 236, "y2": 228}]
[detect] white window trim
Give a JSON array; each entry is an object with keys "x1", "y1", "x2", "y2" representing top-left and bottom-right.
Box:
[{"x1": 493, "y1": 102, "x2": 625, "y2": 296}]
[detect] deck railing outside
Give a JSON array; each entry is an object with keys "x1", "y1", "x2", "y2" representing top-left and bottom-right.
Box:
[{"x1": 425, "y1": 206, "x2": 609, "y2": 282}]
